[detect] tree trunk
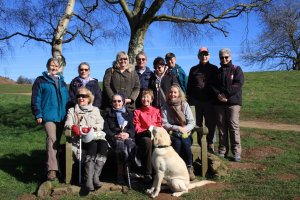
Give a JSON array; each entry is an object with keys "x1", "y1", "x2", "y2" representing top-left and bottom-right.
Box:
[
  {"x1": 52, "y1": 0, "x2": 75, "y2": 73},
  {"x1": 127, "y1": 26, "x2": 148, "y2": 71}
]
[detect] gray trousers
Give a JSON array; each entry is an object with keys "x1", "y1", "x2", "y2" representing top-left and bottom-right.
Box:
[
  {"x1": 214, "y1": 105, "x2": 241, "y2": 158},
  {"x1": 44, "y1": 121, "x2": 64, "y2": 171}
]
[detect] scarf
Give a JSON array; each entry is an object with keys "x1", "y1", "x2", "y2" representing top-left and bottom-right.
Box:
[
  {"x1": 79, "y1": 77, "x2": 91, "y2": 87},
  {"x1": 168, "y1": 98, "x2": 186, "y2": 126},
  {"x1": 113, "y1": 106, "x2": 127, "y2": 128},
  {"x1": 79, "y1": 103, "x2": 93, "y2": 112}
]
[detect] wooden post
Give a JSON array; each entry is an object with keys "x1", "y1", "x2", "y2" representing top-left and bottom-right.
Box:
[
  {"x1": 65, "y1": 130, "x2": 73, "y2": 184},
  {"x1": 190, "y1": 105, "x2": 208, "y2": 177}
]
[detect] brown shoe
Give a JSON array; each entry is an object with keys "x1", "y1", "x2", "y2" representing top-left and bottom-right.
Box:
[
  {"x1": 188, "y1": 166, "x2": 195, "y2": 181},
  {"x1": 47, "y1": 170, "x2": 56, "y2": 181}
]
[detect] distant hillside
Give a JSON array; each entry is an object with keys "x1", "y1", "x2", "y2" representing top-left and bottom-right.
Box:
[{"x1": 0, "y1": 76, "x2": 16, "y2": 84}]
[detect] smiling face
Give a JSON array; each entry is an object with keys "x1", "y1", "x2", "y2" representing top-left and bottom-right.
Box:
[
  {"x1": 78, "y1": 64, "x2": 90, "y2": 79},
  {"x1": 136, "y1": 54, "x2": 147, "y2": 70},
  {"x1": 112, "y1": 95, "x2": 124, "y2": 109},
  {"x1": 166, "y1": 57, "x2": 176, "y2": 68},
  {"x1": 219, "y1": 53, "x2": 231, "y2": 65},
  {"x1": 154, "y1": 64, "x2": 165, "y2": 76},
  {"x1": 117, "y1": 53, "x2": 129, "y2": 70},
  {"x1": 77, "y1": 93, "x2": 90, "y2": 106},
  {"x1": 168, "y1": 86, "x2": 180, "y2": 101},
  {"x1": 47, "y1": 61, "x2": 59, "y2": 76},
  {"x1": 199, "y1": 51, "x2": 210, "y2": 64},
  {"x1": 141, "y1": 93, "x2": 153, "y2": 107}
]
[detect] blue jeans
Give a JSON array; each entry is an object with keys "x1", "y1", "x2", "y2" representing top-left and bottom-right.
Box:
[{"x1": 171, "y1": 135, "x2": 193, "y2": 166}]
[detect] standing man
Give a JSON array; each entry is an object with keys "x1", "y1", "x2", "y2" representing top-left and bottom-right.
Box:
[
  {"x1": 212, "y1": 48, "x2": 244, "y2": 162},
  {"x1": 187, "y1": 47, "x2": 218, "y2": 153},
  {"x1": 135, "y1": 52, "x2": 154, "y2": 108},
  {"x1": 165, "y1": 52, "x2": 188, "y2": 93}
]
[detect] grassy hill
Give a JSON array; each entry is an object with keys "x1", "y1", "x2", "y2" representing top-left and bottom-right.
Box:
[
  {"x1": 242, "y1": 71, "x2": 300, "y2": 125},
  {"x1": 1, "y1": 71, "x2": 299, "y2": 124}
]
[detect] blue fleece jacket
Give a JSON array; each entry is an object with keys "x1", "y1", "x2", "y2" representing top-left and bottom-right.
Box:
[{"x1": 31, "y1": 71, "x2": 69, "y2": 122}]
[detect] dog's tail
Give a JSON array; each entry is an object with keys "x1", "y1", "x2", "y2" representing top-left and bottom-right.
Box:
[{"x1": 188, "y1": 180, "x2": 215, "y2": 190}]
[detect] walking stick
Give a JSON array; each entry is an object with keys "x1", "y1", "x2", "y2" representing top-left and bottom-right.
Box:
[
  {"x1": 126, "y1": 164, "x2": 131, "y2": 189},
  {"x1": 79, "y1": 135, "x2": 82, "y2": 185}
]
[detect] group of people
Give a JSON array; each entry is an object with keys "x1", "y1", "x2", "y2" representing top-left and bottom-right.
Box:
[{"x1": 31, "y1": 47, "x2": 244, "y2": 191}]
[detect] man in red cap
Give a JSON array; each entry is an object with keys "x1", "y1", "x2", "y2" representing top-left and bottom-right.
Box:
[{"x1": 187, "y1": 47, "x2": 218, "y2": 153}]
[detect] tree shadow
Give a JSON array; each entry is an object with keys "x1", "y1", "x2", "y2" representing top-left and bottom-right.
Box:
[
  {"x1": 0, "y1": 149, "x2": 46, "y2": 184},
  {"x1": 0, "y1": 104, "x2": 38, "y2": 130}
]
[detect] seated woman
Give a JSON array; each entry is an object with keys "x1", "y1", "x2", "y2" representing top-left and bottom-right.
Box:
[
  {"x1": 133, "y1": 89, "x2": 162, "y2": 183},
  {"x1": 161, "y1": 84, "x2": 196, "y2": 181},
  {"x1": 103, "y1": 93, "x2": 139, "y2": 184},
  {"x1": 65, "y1": 87, "x2": 108, "y2": 191}
]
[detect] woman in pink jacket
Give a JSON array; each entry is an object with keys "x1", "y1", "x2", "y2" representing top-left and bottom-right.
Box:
[{"x1": 133, "y1": 89, "x2": 162, "y2": 184}]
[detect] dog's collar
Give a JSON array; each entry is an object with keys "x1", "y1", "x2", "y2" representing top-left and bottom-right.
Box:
[{"x1": 154, "y1": 145, "x2": 171, "y2": 148}]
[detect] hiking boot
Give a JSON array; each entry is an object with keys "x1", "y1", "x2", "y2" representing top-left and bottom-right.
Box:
[
  {"x1": 47, "y1": 170, "x2": 56, "y2": 181},
  {"x1": 233, "y1": 156, "x2": 241, "y2": 162},
  {"x1": 187, "y1": 166, "x2": 196, "y2": 181}
]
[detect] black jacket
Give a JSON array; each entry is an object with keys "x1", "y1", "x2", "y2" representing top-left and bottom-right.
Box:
[
  {"x1": 69, "y1": 76, "x2": 102, "y2": 108},
  {"x1": 103, "y1": 108, "x2": 135, "y2": 142},
  {"x1": 148, "y1": 71, "x2": 178, "y2": 108},
  {"x1": 187, "y1": 62, "x2": 218, "y2": 104},
  {"x1": 212, "y1": 63, "x2": 244, "y2": 106}
]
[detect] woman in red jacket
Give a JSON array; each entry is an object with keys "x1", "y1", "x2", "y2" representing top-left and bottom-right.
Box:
[{"x1": 133, "y1": 89, "x2": 162, "y2": 184}]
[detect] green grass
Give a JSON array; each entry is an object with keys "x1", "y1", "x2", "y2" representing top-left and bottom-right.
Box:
[
  {"x1": 242, "y1": 71, "x2": 300, "y2": 124},
  {"x1": 0, "y1": 84, "x2": 32, "y2": 93},
  {"x1": 0, "y1": 71, "x2": 299, "y2": 199}
]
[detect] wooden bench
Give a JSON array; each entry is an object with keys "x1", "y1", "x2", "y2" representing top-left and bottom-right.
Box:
[
  {"x1": 64, "y1": 106, "x2": 208, "y2": 183},
  {"x1": 190, "y1": 105, "x2": 208, "y2": 177}
]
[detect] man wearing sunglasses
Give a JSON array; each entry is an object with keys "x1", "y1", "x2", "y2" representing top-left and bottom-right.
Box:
[
  {"x1": 187, "y1": 47, "x2": 218, "y2": 154},
  {"x1": 69, "y1": 62, "x2": 102, "y2": 109},
  {"x1": 135, "y1": 51, "x2": 154, "y2": 108},
  {"x1": 212, "y1": 48, "x2": 244, "y2": 162}
]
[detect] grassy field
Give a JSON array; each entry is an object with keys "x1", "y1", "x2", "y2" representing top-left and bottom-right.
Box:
[{"x1": 0, "y1": 71, "x2": 299, "y2": 199}]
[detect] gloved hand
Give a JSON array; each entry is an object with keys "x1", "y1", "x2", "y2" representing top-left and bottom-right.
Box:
[{"x1": 71, "y1": 125, "x2": 81, "y2": 137}]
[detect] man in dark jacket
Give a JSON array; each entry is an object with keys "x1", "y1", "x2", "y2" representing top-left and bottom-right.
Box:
[
  {"x1": 187, "y1": 47, "x2": 218, "y2": 153},
  {"x1": 135, "y1": 52, "x2": 154, "y2": 108},
  {"x1": 212, "y1": 48, "x2": 244, "y2": 162},
  {"x1": 69, "y1": 62, "x2": 102, "y2": 108},
  {"x1": 165, "y1": 52, "x2": 188, "y2": 93}
]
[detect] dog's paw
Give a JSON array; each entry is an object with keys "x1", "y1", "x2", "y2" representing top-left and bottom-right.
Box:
[
  {"x1": 146, "y1": 188, "x2": 154, "y2": 194},
  {"x1": 172, "y1": 191, "x2": 185, "y2": 197},
  {"x1": 151, "y1": 193, "x2": 158, "y2": 198}
]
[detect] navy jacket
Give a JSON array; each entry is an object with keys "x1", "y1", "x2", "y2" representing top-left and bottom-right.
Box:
[
  {"x1": 135, "y1": 66, "x2": 154, "y2": 108},
  {"x1": 103, "y1": 108, "x2": 135, "y2": 142},
  {"x1": 69, "y1": 76, "x2": 102, "y2": 108},
  {"x1": 31, "y1": 71, "x2": 69, "y2": 122}
]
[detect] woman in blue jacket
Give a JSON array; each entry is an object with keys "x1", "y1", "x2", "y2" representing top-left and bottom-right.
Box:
[{"x1": 31, "y1": 57, "x2": 69, "y2": 181}]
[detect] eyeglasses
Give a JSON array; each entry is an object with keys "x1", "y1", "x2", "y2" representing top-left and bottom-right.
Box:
[
  {"x1": 137, "y1": 58, "x2": 146, "y2": 61},
  {"x1": 220, "y1": 56, "x2": 230, "y2": 60},
  {"x1": 200, "y1": 52, "x2": 209, "y2": 56},
  {"x1": 76, "y1": 94, "x2": 89, "y2": 98},
  {"x1": 119, "y1": 58, "x2": 128, "y2": 61},
  {"x1": 80, "y1": 68, "x2": 89, "y2": 72},
  {"x1": 112, "y1": 100, "x2": 122, "y2": 103}
]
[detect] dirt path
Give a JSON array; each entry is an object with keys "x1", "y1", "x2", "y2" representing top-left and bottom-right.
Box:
[{"x1": 240, "y1": 120, "x2": 300, "y2": 132}]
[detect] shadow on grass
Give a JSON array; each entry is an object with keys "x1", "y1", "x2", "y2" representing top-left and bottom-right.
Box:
[
  {"x1": 0, "y1": 150, "x2": 46, "y2": 184},
  {"x1": 0, "y1": 104, "x2": 37, "y2": 130}
]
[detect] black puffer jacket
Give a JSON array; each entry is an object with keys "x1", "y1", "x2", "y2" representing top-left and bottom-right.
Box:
[{"x1": 212, "y1": 63, "x2": 244, "y2": 106}]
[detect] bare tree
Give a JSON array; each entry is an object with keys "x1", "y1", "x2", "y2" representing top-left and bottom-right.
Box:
[
  {"x1": 242, "y1": 0, "x2": 300, "y2": 70},
  {"x1": 0, "y1": 0, "x2": 106, "y2": 72},
  {"x1": 103, "y1": 0, "x2": 272, "y2": 67}
]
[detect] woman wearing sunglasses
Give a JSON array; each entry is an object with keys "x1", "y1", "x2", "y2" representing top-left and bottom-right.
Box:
[
  {"x1": 212, "y1": 48, "x2": 244, "y2": 162},
  {"x1": 103, "y1": 93, "x2": 139, "y2": 185},
  {"x1": 65, "y1": 87, "x2": 108, "y2": 191},
  {"x1": 69, "y1": 62, "x2": 102, "y2": 109},
  {"x1": 102, "y1": 51, "x2": 140, "y2": 111}
]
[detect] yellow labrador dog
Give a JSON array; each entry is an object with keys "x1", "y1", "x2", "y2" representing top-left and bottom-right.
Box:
[{"x1": 146, "y1": 127, "x2": 215, "y2": 198}]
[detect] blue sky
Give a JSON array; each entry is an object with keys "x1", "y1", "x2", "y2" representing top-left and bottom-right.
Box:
[{"x1": 0, "y1": 13, "x2": 261, "y2": 84}]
